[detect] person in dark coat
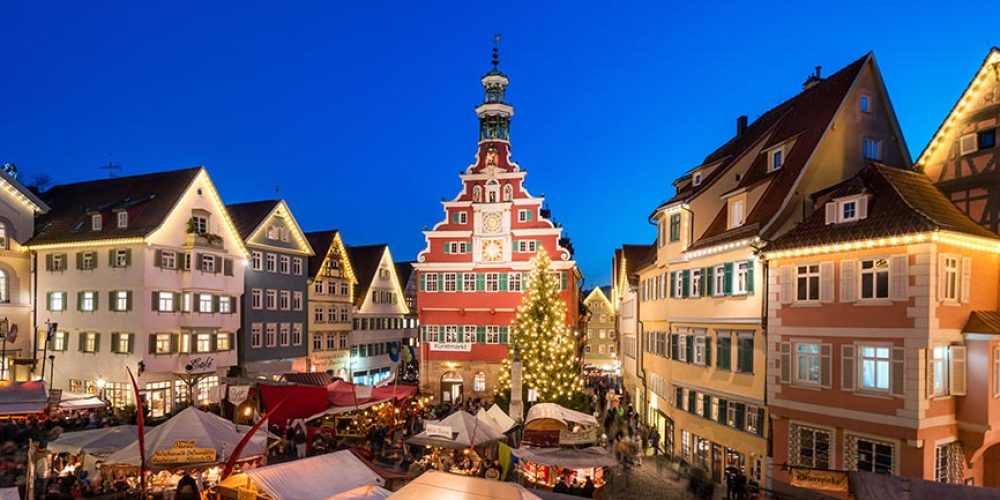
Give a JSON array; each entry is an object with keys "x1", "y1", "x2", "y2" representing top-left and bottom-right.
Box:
[
  {"x1": 176, "y1": 472, "x2": 199, "y2": 500},
  {"x1": 553, "y1": 476, "x2": 570, "y2": 494},
  {"x1": 581, "y1": 476, "x2": 596, "y2": 498}
]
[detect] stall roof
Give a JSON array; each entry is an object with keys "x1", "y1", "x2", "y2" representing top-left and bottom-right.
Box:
[
  {"x1": 406, "y1": 411, "x2": 506, "y2": 450},
  {"x1": 0, "y1": 381, "x2": 47, "y2": 416},
  {"x1": 329, "y1": 485, "x2": 392, "y2": 500},
  {"x1": 512, "y1": 447, "x2": 618, "y2": 468},
  {"x1": 49, "y1": 426, "x2": 139, "y2": 456},
  {"x1": 388, "y1": 471, "x2": 542, "y2": 500},
  {"x1": 59, "y1": 392, "x2": 107, "y2": 411},
  {"x1": 477, "y1": 404, "x2": 517, "y2": 434},
  {"x1": 525, "y1": 403, "x2": 598, "y2": 429},
  {"x1": 849, "y1": 470, "x2": 999, "y2": 499},
  {"x1": 243, "y1": 450, "x2": 384, "y2": 500}
]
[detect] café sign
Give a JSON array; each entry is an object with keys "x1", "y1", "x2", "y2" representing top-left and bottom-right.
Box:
[
  {"x1": 150, "y1": 440, "x2": 217, "y2": 465},
  {"x1": 429, "y1": 342, "x2": 472, "y2": 352},
  {"x1": 182, "y1": 355, "x2": 216, "y2": 375}
]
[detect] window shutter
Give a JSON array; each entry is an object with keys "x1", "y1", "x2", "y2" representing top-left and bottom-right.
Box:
[
  {"x1": 213, "y1": 255, "x2": 221, "y2": 274},
  {"x1": 476, "y1": 326, "x2": 486, "y2": 343},
  {"x1": 45, "y1": 254, "x2": 56, "y2": 271},
  {"x1": 108, "y1": 249, "x2": 115, "y2": 267},
  {"x1": 780, "y1": 342, "x2": 791, "y2": 383},
  {"x1": 419, "y1": 273, "x2": 426, "y2": 291},
  {"x1": 224, "y1": 259, "x2": 233, "y2": 276},
  {"x1": 724, "y1": 263, "x2": 733, "y2": 295},
  {"x1": 825, "y1": 203, "x2": 836, "y2": 225},
  {"x1": 820, "y1": 344, "x2": 832, "y2": 388},
  {"x1": 230, "y1": 297, "x2": 237, "y2": 314},
  {"x1": 670, "y1": 334, "x2": 678, "y2": 359},
  {"x1": 686, "y1": 335, "x2": 694, "y2": 363},
  {"x1": 76, "y1": 291, "x2": 83, "y2": 312},
  {"x1": 170, "y1": 333, "x2": 180, "y2": 353},
  {"x1": 78, "y1": 332, "x2": 85, "y2": 352},
  {"x1": 820, "y1": 262, "x2": 835, "y2": 303},
  {"x1": 717, "y1": 399, "x2": 728, "y2": 424},
  {"x1": 173, "y1": 293, "x2": 181, "y2": 312},
  {"x1": 455, "y1": 273, "x2": 464, "y2": 292},
  {"x1": 937, "y1": 254, "x2": 947, "y2": 301},
  {"x1": 45, "y1": 292, "x2": 51, "y2": 310},
  {"x1": 499, "y1": 327, "x2": 509, "y2": 344},
  {"x1": 212, "y1": 295, "x2": 220, "y2": 313},
  {"x1": 227, "y1": 333, "x2": 234, "y2": 350},
  {"x1": 857, "y1": 196, "x2": 868, "y2": 219},
  {"x1": 706, "y1": 267, "x2": 714, "y2": 296},
  {"x1": 561, "y1": 271, "x2": 568, "y2": 291},
  {"x1": 960, "y1": 257, "x2": 972, "y2": 303},
  {"x1": 746, "y1": 260, "x2": 755, "y2": 293},
  {"x1": 108, "y1": 291, "x2": 115, "y2": 311},
  {"x1": 682, "y1": 270, "x2": 690, "y2": 298},
  {"x1": 705, "y1": 337, "x2": 712, "y2": 367},
  {"x1": 148, "y1": 334, "x2": 156, "y2": 354},
  {"x1": 890, "y1": 346, "x2": 905, "y2": 396},
  {"x1": 75, "y1": 253, "x2": 83, "y2": 270},
  {"x1": 93, "y1": 292, "x2": 99, "y2": 311},
  {"x1": 476, "y1": 273, "x2": 485, "y2": 291},
  {"x1": 443, "y1": 243, "x2": 451, "y2": 254},
  {"x1": 734, "y1": 403, "x2": 746, "y2": 430},
  {"x1": 211, "y1": 334, "x2": 218, "y2": 352},
  {"x1": 890, "y1": 254, "x2": 908, "y2": 301},
  {"x1": 950, "y1": 345, "x2": 967, "y2": 396},
  {"x1": 499, "y1": 273, "x2": 508, "y2": 291},
  {"x1": 154, "y1": 249, "x2": 162, "y2": 268},
  {"x1": 840, "y1": 260, "x2": 856, "y2": 303},
  {"x1": 110, "y1": 332, "x2": 117, "y2": 353},
  {"x1": 125, "y1": 291, "x2": 133, "y2": 311},
  {"x1": 756, "y1": 408, "x2": 766, "y2": 436},
  {"x1": 195, "y1": 254, "x2": 203, "y2": 271},
  {"x1": 124, "y1": 249, "x2": 132, "y2": 267},
  {"x1": 779, "y1": 266, "x2": 793, "y2": 304},
  {"x1": 669, "y1": 273, "x2": 677, "y2": 298},
  {"x1": 94, "y1": 333, "x2": 101, "y2": 353},
  {"x1": 151, "y1": 292, "x2": 159, "y2": 311},
  {"x1": 842, "y1": 345, "x2": 856, "y2": 391},
  {"x1": 926, "y1": 348, "x2": 936, "y2": 398}
]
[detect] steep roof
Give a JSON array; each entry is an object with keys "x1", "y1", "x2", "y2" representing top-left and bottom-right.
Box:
[
  {"x1": 679, "y1": 54, "x2": 872, "y2": 250},
  {"x1": 0, "y1": 169, "x2": 49, "y2": 215},
  {"x1": 345, "y1": 244, "x2": 389, "y2": 307},
  {"x1": 305, "y1": 230, "x2": 339, "y2": 278},
  {"x1": 617, "y1": 243, "x2": 656, "y2": 286},
  {"x1": 225, "y1": 200, "x2": 279, "y2": 240},
  {"x1": 29, "y1": 167, "x2": 203, "y2": 246},
  {"x1": 767, "y1": 163, "x2": 999, "y2": 252},
  {"x1": 395, "y1": 261, "x2": 416, "y2": 288}
]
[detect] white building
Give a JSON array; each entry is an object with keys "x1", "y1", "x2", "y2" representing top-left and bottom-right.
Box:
[
  {"x1": 28, "y1": 167, "x2": 247, "y2": 416},
  {"x1": 345, "y1": 244, "x2": 409, "y2": 385}
]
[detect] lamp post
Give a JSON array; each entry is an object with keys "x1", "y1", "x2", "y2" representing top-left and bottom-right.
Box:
[
  {"x1": 0, "y1": 317, "x2": 8, "y2": 381},
  {"x1": 96, "y1": 377, "x2": 106, "y2": 402},
  {"x1": 47, "y1": 354, "x2": 55, "y2": 388}
]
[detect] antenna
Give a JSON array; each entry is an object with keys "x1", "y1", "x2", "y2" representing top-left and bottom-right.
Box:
[
  {"x1": 99, "y1": 154, "x2": 121, "y2": 178},
  {"x1": 275, "y1": 184, "x2": 280, "y2": 200}
]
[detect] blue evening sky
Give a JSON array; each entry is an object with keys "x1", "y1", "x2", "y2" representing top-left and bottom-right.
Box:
[{"x1": 1, "y1": 1, "x2": 996, "y2": 286}]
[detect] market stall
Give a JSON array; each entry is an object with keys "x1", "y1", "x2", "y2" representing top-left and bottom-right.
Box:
[
  {"x1": 406, "y1": 410, "x2": 506, "y2": 450},
  {"x1": 215, "y1": 450, "x2": 387, "y2": 500},
  {"x1": 476, "y1": 404, "x2": 517, "y2": 434},
  {"x1": 57, "y1": 391, "x2": 107, "y2": 411},
  {"x1": 512, "y1": 446, "x2": 616, "y2": 498},
  {"x1": 0, "y1": 381, "x2": 48, "y2": 417},
  {"x1": 523, "y1": 403, "x2": 599, "y2": 448},
  {"x1": 102, "y1": 406, "x2": 269, "y2": 494},
  {"x1": 49, "y1": 425, "x2": 139, "y2": 474},
  {"x1": 389, "y1": 470, "x2": 542, "y2": 500}
]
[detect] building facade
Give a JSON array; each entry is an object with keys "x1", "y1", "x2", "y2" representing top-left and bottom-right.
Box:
[
  {"x1": 766, "y1": 164, "x2": 1000, "y2": 489},
  {"x1": 227, "y1": 200, "x2": 313, "y2": 377},
  {"x1": 611, "y1": 244, "x2": 654, "y2": 419},
  {"x1": 582, "y1": 287, "x2": 617, "y2": 370},
  {"x1": 304, "y1": 230, "x2": 355, "y2": 379},
  {"x1": 919, "y1": 47, "x2": 1000, "y2": 233},
  {"x1": 28, "y1": 167, "x2": 246, "y2": 417},
  {"x1": 642, "y1": 53, "x2": 911, "y2": 486},
  {"x1": 395, "y1": 261, "x2": 420, "y2": 382},
  {"x1": 414, "y1": 54, "x2": 581, "y2": 403},
  {"x1": 346, "y1": 244, "x2": 409, "y2": 385}
]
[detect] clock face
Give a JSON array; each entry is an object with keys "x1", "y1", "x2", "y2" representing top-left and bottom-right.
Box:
[
  {"x1": 481, "y1": 239, "x2": 504, "y2": 262},
  {"x1": 482, "y1": 212, "x2": 503, "y2": 233}
]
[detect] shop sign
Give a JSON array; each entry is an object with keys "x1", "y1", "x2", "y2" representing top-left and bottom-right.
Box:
[
  {"x1": 430, "y1": 342, "x2": 472, "y2": 352},
  {"x1": 150, "y1": 440, "x2": 217, "y2": 465},
  {"x1": 789, "y1": 467, "x2": 848, "y2": 492},
  {"x1": 183, "y1": 356, "x2": 216, "y2": 374},
  {"x1": 228, "y1": 386, "x2": 250, "y2": 406},
  {"x1": 558, "y1": 426, "x2": 598, "y2": 445},
  {"x1": 425, "y1": 424, "x2": 453, "y2": 439}
]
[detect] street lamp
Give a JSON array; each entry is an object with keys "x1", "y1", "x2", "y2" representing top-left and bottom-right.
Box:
[{"x1": 96, "y1": 378, "x2": 106, "y2": 401}]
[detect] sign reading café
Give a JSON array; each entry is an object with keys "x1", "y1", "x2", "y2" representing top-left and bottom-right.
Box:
[{"x1": 150, "y1": 440, "x2": 217, "y2": 465}]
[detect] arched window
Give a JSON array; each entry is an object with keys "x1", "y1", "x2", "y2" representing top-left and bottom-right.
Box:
[
  {"x1": 473, "y1": 186, "x2": 482, "y2": 203},
  {"x1": 473, "y1": 371, "x2": 486, "y2": 392},
  {"x1": 487, "y1": 180, "x2": 499, "y2": 204},
  {"x1": 502, "y1": 184, "x2": 513, "y2": 202},
  {"x1": 0, "y1": 270, "x2": 9, "y2": 304}
]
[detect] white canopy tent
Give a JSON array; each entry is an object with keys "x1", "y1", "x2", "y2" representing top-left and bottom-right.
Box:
[
  {"x1": 476, "y1": 404, "x2": 517, "y2": 434},
  {"x1": 328, "y1": 485, "x2": 392, "y2": 500},
  {"x1": 103, "y1": 407, "x2": 267, "y2": 469},
  {"x1": 49, "y1": 426, "x2": 139, "y2": 456},
  {"x1": 0, "y1": 487, "x2": 18, "y2": 500},
  {"x1": 388, "y1": 471, "x2": 542, "y2": 500},
  {"x1": 58, "y1": 391, "x2": 107, "y2": 411},
  {"x1": 406, "y1": 411, "x2": 506, "y2": 449},
  {"x1": 511, "y1": 447, "x2": 618, "y2": 468},
  {"x1": 217, "y1": 450, "x2": 385, "y2": 500},
  {"x1": 524, "y1": 403, "x2": 598, "y2": 428}
]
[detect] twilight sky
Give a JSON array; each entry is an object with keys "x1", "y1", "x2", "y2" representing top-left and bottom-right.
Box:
[{"x1": 1, "y1": 1, "x2": 996, "y2": 286}]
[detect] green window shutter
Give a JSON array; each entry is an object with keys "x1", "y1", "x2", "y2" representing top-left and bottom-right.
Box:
[
  {"x1": 151, "y1": 292, "x2": 159, "y2": 312},
  {"x1": 670, "y1": 334, "x2": 678, "y2": 359},
  {"x1": 499, "y1": 273, "x2": 508, "y2": 291},
  {"x1": 456, "y1": 273, "x2": 463, "y2": 292},
  {"x1": 195, "y1": 254, "x2": 202, "y2": 271},
  {"x1": 476, "y1": 273, "x2": 485, "y2": 291},
  {"x1": 561, "y1": 271, "x2": 568, "y2": 291},
  {"x1": 746, "y1": 260, "x2": 755, "y2": 294},
  {"x1": 757, "y1": 408, "x2": 766, "y2": 436},
  {"x1": 111, "y1": 333, "x2": 120, "y2": 353},
  {"x1": 703, "y1": 395, "x2": 712, "y2": 419},
  {"x1": 75, "y1": 253, "x2": 82, "y2": 270},
  {"x1": 499, "y1": 326, "x2": 509, "y2": 344},
  {"x1": 45, "y1": 254, "x2": 52, "y2": 271},
  {"x1": 717, "y1": 399, "x2": 728, "y2": 424},
  {"x1": 706, "y1": 267, "x2": 714, "y2": 296},
  {"x1": 705, "y1": 337, "x2": 712, "y2": 367},
  {"x1": 124, "y1": 249, "x2": 132, "y2": 267},
  {"x1": 108, "y1": 250, "x2": 115, "y2": 267},
  {"x1": 76, "y1": 292, "x2": 83, "y2": 312},
  {"x1": 78, "y1": 332, "x2": 85, "y2": 352},
  {"x1": 669, "y1": 272, "x2": 676, "y2": 298},
  {"x1": 91, "y1": 252, "x2": 98, "y2": 269},
  {"x1": 154, "y1": 249, "x2": 162, "y2": 268},
  {"x1": 688, "y1": 391, "x2": 696, "y2": 414},
  {"x1": 126, "y1": 333, "x2": 134, "y2": 353},
  {"x1": 462, "y1": 242, "x2": 470, "y2": 253},
  {"x1": 419, "y1": 273, "x2": 426, "y2": 291},
  {"x1": 734, "y1": 403, "x2": 746, "y2": 430},
  {"x1": 682, "y1": 270, "x2": 690, "y2": 298},
  {"x1": 528, "y1": 210, "x2": 534, "y2": 221},
  {"x1": 224, "y1": 259, "x2": 233, "y2": 276},
  {"x1": 94, "y1": 333, "x2": 101, "y2": 353},
  {"x1": 724, "y1": 263, "x2": 733, "y2": 295},
  {"x1": 443, "y1": 242, "x2": 451, "y2": 254},
  {"x1": 125, "y1": 291, "x2": 133, "y2": 312},
  {"x1": 686, "y1": 335, "x2": 694, "y2": 363},
  {"x1": 476, "y1": 326, "x2": 486, "y2": 343}
]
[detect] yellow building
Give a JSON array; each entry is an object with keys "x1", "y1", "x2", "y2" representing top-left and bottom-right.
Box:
[
  {"x1": 611, "y1": 244, "x2": 654, "y2": 409},
  {"x1": 304, "y1": 230, "x2": 357, "y2": 378},
  {"x1": 582, "y1": 287, "x2": 617, "y2": 370},
  {"x1": 642, "y1": 53, "x2": 911, "y2": 486}
]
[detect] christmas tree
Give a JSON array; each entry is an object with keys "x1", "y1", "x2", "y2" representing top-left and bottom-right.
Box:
[{"x1": 497, "y1": 250, "x2": 581, "y2": 407}]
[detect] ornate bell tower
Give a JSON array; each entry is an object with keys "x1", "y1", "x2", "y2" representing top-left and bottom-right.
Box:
[{"x1": 477, "y1": 35, "x2": 514, "y2": 142}]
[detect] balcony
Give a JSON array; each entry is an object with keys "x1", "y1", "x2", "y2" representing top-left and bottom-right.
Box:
[{"x1": 184, "y1": 232, "x2": 225, "y2": 250}]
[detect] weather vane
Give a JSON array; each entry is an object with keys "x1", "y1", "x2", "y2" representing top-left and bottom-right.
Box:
[{"x1": 492, "y1": 33, "x2": 502, "y2": 68}]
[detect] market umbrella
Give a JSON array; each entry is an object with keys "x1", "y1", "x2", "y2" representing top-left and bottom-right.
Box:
[
  {"x1": 49, "y1": 426, "x2": 139, "y2": 456},
  {"x1": 406, "y1": 410, "x2": 506, "y2": 449},
  {"x1": 103, "y1": 407, "x2": 267, "y2": 470}
]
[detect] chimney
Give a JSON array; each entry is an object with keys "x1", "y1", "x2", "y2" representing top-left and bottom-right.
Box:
[
  {"x1": 802, "y1": 65, "x2": 824, "y2": 90},
  {"x1": 737, "y1": 115, "x2": 748, "y2": 138}
]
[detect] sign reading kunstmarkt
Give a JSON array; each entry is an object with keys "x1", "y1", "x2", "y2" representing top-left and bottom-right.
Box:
[
  {"x1": 429, "y1": 342, "x2": 472, "y2": 352},
  {"x1": 150, "y1": 440, "x2": 217, "y2": 465}
]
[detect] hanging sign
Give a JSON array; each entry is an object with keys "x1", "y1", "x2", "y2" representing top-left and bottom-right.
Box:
[
  {"x1": 181, "y1": 355, "x2": 216, "y2": 374},
  {"x1": 425, "y1": 424, "x2": 454, "y2": 439},
  {"x1": 6, "y1": 324, "x2": 16, "y2": 343},
  {"x1": 228, "y1": 385, "x2": 251, "y2": 406},
  {"x1": 789, "y1": 467, "x2": 848, "y2": 492},
  {"x1": 430, "y1": 342, "x2": 472, "y2": 352},
  {"x1": 150, "y1": 440, "x2": 217, "y2": 465},
  {"x1": 558, "y1": 426, "x2": 598, "y2": 445}
]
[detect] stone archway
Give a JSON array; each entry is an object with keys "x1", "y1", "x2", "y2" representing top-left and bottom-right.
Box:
[
  {"x1": 441, "y1": 371, "x2": 464, "y2": 404},
  {"x1": 983, "y1": 442, "x2": 1000, "y2": 487}
]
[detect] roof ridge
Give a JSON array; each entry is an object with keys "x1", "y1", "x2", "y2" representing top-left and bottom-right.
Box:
[{"x1": 48, "y1": 166, "x2": 203, "y2": 191}]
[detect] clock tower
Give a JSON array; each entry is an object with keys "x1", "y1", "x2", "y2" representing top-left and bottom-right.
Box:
[{"x1": 414, "y1": 39, "x2": 581, "y2": 402}]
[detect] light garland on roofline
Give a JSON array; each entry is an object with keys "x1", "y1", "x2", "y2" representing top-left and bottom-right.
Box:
[
  {"x1": 684, "y1": 238, "x2": 756, "y2": 260},
  {"x1": 26, "y1": 237, "x2": 147, "y2": 251},
  {"x1": 764, "y1": 230, "x2": 1000, "y2": 260}
]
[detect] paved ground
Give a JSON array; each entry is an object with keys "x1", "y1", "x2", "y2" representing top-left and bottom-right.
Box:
[{"x1": 603, "y1": 455, "x2": 702, "y2": 500}]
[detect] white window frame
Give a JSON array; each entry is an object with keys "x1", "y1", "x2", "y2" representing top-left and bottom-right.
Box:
[
  {"x1": 795, "y1": 264, "x2": 820, "y2": 303},
  {"x1": 80, "y1": 291, "x2": 96, "y2": 312},
  {"x1": 712, "y1": 265, "x2": 725, "y2": 296},
  {"x1": 734, "y1": 261, "x2": 750, "y2": 295},
  {"x1": 251, "y1": 289, "x2": 262, "y2": 310},
  {"x1": 114, "y1": 291, "x2": 129, "y2": 312},
  {"x1": 192, "y1": 215, "x2": 208, "y2": 234},
  {"x1": 218, "y1": 296, "x2": 231, "y2": 314},
  {"x1": 292, "y1": 291, "x2": 303, "y2": 311},
  {"x1": 791, "y1": 423, "x2": 834, "y2": 469},
  {"x1": 509, "y1": 273, "x2": 522, "y2": 292},
  {"x1": 81, "y1": 252, "x2": 95, "y2": 270},
  {"x1": 279, "y1": 323, "x2": 290, "y2": 346},
  {"x1": 794, "y1": 342, "x2": 821, "y2": 385},
  {"x1": 425, "y1": 273, "x2": 439, "y2": 292},
  {"x1": 730, "y1": 200, "x2": 745, "y2": 228},
  {"x1": 161, "y1": 251, "x2": 176, "y2": 270},
  {"x1": 265, "y1": 253, "x2": 276, "y2": 272},
  {"x1": 931, "y1": 344, "x2": 949, "y2": 397},
  {"x1": 114, "y1": 249, "x2": 129, "y2": 268},
  {"x1": 443, "y1": 273, "x2": 457, "y2": 292},
  {"x1": 858, "y1": 344, "x2": 892, "y2": 393},
  {"x1": 91, "y1": 214, "x2": 102, "y2": 231},
  {"x1": 279, "y1": 255, "x2": 290, "y2": 274},
  {"x1": 117, "y1": 211, "x2": 128, "y2": 228},
  {"x1": 840, "y1": 200, "x2": 858, "y2": 222},
  {"x1": 292, "y1": 257, "x2": 303, "y2": 275},
  {"x1": 693, "y1": 171, "x2": 702, "y2": 186},
  {"x1": 158, "y1": 292, "x2": 174, "y2": 312},
  {"x1": 199, "y1": 294, "x2": 213, "y2": 313},
  {"x1": 201, "y1": 254, "x2": 215, "y2": 273},
  {"x1": 690, "y1": 269, "x2": 701, "y2": 297},
  {"x1": 265, "y1": 323, "x2": 277, "y2": 347},
  {"x1": 485, "y1": 273, "x2": 500, "y2": 292},
  {"x1": 486, "y1": 326, "x2": 501, "y2": 344},
  {"x1": 769, "y1": 148, "x2": 783, "y2": 172},
  {"x1": 859, "y1": 258, "x2": 890, "y2": 301},
  {"x1": 693, "y1": 336, "x2": 706, "y2": 365},
  {"x1": 941, "y1": 255, "x2": 959, "y2": 303}
]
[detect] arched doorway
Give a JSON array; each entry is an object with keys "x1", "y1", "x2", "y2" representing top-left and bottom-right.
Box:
[
  {"x1": 983, "y1": 442, "x2": 1000, "y2": 487},
  {"x1": 441, "y1": 371, "x2": 463, "y2": 403}
]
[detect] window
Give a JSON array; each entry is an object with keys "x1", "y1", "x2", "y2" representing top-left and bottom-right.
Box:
[
  {"x1": 796, "y1": 264, "x2": 820, "y2": 302},
  {"x1": 292, "y1": 291, "x2": 303, "y2": 311},
  {"x1": 851, "y1": 436, "x2": 894, "y2": 474},
  {"x1": 114, "y1": 249, "x2": 129, "y2": 268},
  {"x1": 941, "y1": 256, "x2": 959, "y2": 302},
  {"x1": 860, "y1": 345, "x2": 891, "y2": 391},
  {"x1": 251, "y1": 289, "x2": 263, "y2": 310},
  {"x1": 791, "y1": 424, "x2": 831, "y2": 469},
  {"x1": 91, "y1": 214, "x2": 102, "y2": 231},
  {"x1": 279, "y1": 291, "x2": 290, "y2": 310},
  {"x1": 486, "y1": 326, "x2": 501, "y2": 344},
  {"x1": 292, "y1": 257, "x2": 303, "y2": 275},
  {"x1": 194, "y1": 333, "x2": 212, "y2": 353},
  {"x1": 114, "y1": 333, "x2": 131, "y2": 354},
  {"x1": 81, "y1": 252, "x2": 96, "y2": 270},
  {"x1": 425, "y1": 273, "x2": 439, "y2": 292},
  {"x1": 327, "y1": 281, "x2": 336, "y2": 294},
  {"x1": 669, "y1": 214, "x2": 681, "y2": 242},
  {"x1": 863, "y1": 138, "x2": 882, "y2": 160},
  {"x1": 80, "y1": 291, "x2": 97, "y2": 312},
  {"x1": 182, "y1": 292, "x2": 192, "y2": 312},
  {"x1": 713, "y1": 266, "x2": 725, "y2": 296},
  {"x1": 117, "y1": 211, "x2": 128, "y2": 228},
  {"x1": 860, "y1": 258, "x2": 889, "y2": 300},
  {"x1": 216, "y1": 333, "x2": 231, "y2": 351},
  {"x1": 770, "y1": 149, "x2": 783, "y2": 172},
  {"x1": 677, "y1": 335, "x2": 688, "y2": 363},
  {"x1": 979, "y1": 129, "x2": 996, "y2": 150},
  {"x1": 154, "y1": 333, "x2": 172, "y2": 354},
  {"x1": 184, "y1": 253, "x2": 191, "y2": 270},
  {"x1": 694, "y1": 336, "x2": 706, "y2": 365},
  {"x1": 932, "y1": 345, "x2": 949, "y2": 396},
  {"x1": 517, "y1": 210, "x2": 532, "y2": 222},
  {"x1": 113, "y1": 291, "x2": 129, "y2": 312},
  {"x1": 52, "y1": 254, "x2": 66, "y2": 271},
  {"x1": 673, "y1": 272, "x2": 684, "y2": 298},
  {"x1": 199, "y1": 294, "x2": 213, "y2": 313},
  {"x1": 935, "y1": 443, "x2": 963, "y2": 483},
  {"x1": 251, "y1": 324, "x2": 262, "y2": 348},
  {"x1": 735, "y1": 261, "x2": 750, "y2": 294},
  {"x1": 218, "y1": 296, "x2": 232, "y2": 314},
  {"x1": 473, "y1": 372, "x2": 486, "y2": 392},
  {"x1": 443, "y1": 273, "x2": 457, "y2": 292},
  {"x1": 313, "y1": 280, "x2": 323, "y2": 294},
  {"x1": 192, "y1": 215, "x2": 208, "y2": 234},
  {"x1": 795, "y1": 343, "x2": 821, "y2": 385},
  {"x1": 247, "y1": 251, "x2": 261, "y2": 271},
  {"x1": 842, "y1": 200, "x2": 857, "y2": 221},
  {"x1": 860, "y1": 94, "x2": 872, "y2": 113},
  {"x1": 48, "y1": 292, "x2": 66, "y2": 311},
  {"x1": 279, "y1": 255, "x2": 290, "y2": 274},
  {"x1": 265, "y1": 254, "x2": 276, "y2": 272},
  {"x1": 736, "y1": 334, "x2": 754, "y2": 373},
  {"x1": 443, "y1": 325, "x2": 459, "y2": 343},
  {"x1": 158, "y1": 292, "x2": 174, "y2": 312},
  {"x1": 485, "y1": 273, "x2": 500, "y2": 292},
  {"x1": 279, "y1": 324, "x2": 290, "y2": 346},
  {"x1": 692, "y1": 172, "x2": 702, "y2": 186},
  {"x1": 291, "y1": 323, "x2": 303, "y2": 345},
  {"x1": 200, "y1": 254, "x2": 215, "y2": 273},
  {"x1": 266, "y1": 290, "x2": 277, "y2": 310},
  {"x1": 80, "y1": 332, "x2": 98, "y2": 353},
  {"x1": 265, "y1": 324, "x2": 277, "y2": 347},
  {"x1": 339, "y1": 307, "x2": 349, "y2": 322},
  {"x1": 730, "y1": 200, "x2": 745, "y2": 228},
  {"x1": 320, "y1": 333, "x2": 332, "y2": 350},
  {"x1": 160, "y1": 251, "x2": 176, "y2": 270},
  {"x1": 690, "y1": 269, "x2": 701, "y2": 297}
]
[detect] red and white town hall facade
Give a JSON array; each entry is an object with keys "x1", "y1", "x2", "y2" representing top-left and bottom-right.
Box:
[{"x1": 415, "y1": 51, "x2": 581, "y2": 403}]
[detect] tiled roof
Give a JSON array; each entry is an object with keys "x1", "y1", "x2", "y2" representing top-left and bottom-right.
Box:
[
  {"x1": 767, "y1": 163, "x2": 999, "y2": 252},
  {"x1": 964, "y1": 311, "x2": 1000, "y2": 335},
  {"x1": 623, "y1": 244, "x2": 656, "y2": 277},
  {"x1": 685, "y1": 54, "x2": 872, "y2": 250},
  {"x1": 395, "y1": 261, "x2": 415, "y2": 289},
  {"x1": 29, "y1": 167, "x2": 203, "y2": 246},
  {"x1": 345, "y1": 244, "x2": 389, "y2": 308},
  {"x1": 225, "y1": 200, "x2": 279, "y2": 240},
  {"x1": 305, "y1": 230, "x2": 339, "y2": 278}
]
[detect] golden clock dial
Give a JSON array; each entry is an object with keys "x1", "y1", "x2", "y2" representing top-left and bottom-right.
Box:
[
  {"x1": 481, "y1": 239, "x2": 503, "y2": 262},
  {"x1": 482, "y1": 212, "x2": 503, "y2": 233}
]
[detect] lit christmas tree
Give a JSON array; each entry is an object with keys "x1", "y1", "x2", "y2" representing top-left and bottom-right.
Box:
[{"x1": 498, "y1": 250, "x2": 582, "y2": 408}]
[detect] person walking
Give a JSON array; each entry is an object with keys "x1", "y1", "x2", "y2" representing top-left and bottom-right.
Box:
[
  {"x1": 649, "y1": 427, "x2": 660, "y2": 456},
  {"x1": 294, "y1": 426, "x2": 307, "y2": 459}
]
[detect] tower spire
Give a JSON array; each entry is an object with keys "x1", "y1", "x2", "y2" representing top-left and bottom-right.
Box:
[
  {"x1": 477, "y1": 34, "x2": 513, "y2": 142},
  {"x1": 492, "y1": 33, "x2": 501, "y2": 70}
]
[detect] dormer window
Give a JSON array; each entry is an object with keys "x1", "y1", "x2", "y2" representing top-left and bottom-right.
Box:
[
  {"x1": 769, "y1": 149, "x2": 783, "y2": 172},
  {"x1": 117, "y1": 211, "x2": 128, "y2": 229},
  {"x1": 692, "y1": 172, "x2": 702, "y2": 186},
  {"x1": 825, "y1": 195, "x2": 868, "y2": 224},
  {"x1": 842, "y1": 200, "x2": 857, "y2": 221},
  {"x1": 91, "y1": 214, "x2": 102, "y2": 231},
  {"x1": 730, "y1": 200, "x2": 745, "y2": 228}
]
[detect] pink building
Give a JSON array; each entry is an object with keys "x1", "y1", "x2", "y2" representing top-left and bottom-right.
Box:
[{"x1": 765, "y1": 163, "x2": 1000, "y2": 492}]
